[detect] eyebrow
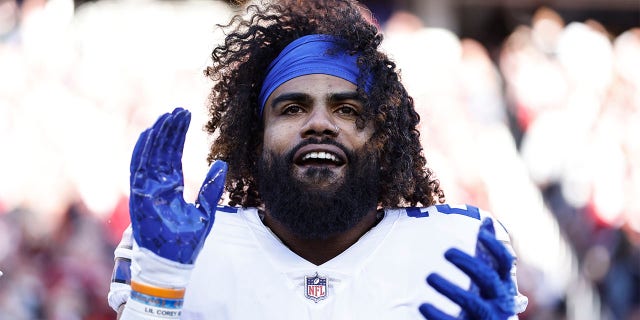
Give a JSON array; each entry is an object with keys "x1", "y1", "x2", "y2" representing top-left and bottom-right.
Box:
[
  {"x1": 270, "y1": 92, "x2": 312, "y2": 110},
  {"x1": 328, "y1": 91, "x2": 361, "y2": 103},
  {"x1": 269, "y1": 91, "x2": 361, "y2": 110}
]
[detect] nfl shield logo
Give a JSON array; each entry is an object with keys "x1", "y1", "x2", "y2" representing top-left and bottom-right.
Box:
[{"x1": 304, "y1": 272, "x2": 328, "y2": 302}]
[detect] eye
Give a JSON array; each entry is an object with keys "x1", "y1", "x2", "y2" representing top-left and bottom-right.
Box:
[
  {"x1": 282, "y1": 104, "x2": 304, "y2": 115},
  {"x1": 335, "y1": 104, "x2": 359, "y2": 116}
]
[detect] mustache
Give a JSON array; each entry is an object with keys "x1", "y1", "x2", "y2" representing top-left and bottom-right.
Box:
[{"x1": 286, "y1": 138, "x2": 353, "y2": 163}]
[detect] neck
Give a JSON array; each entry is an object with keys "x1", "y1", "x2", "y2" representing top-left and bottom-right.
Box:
[{"x1": 262, "y1": 209, "x2": 380, "y2": 265}]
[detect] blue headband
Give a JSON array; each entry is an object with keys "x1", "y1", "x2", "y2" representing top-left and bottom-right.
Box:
[{"x1": 258, "y1": 34, "x2": 365, "y2": 116}]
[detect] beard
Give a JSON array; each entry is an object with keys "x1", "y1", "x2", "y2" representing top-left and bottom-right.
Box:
[{"x1": 257, "y1": 139, "x2": 380, "y2": 240}]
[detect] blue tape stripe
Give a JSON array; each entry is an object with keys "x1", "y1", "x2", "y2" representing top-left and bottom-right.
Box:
[
  {"x1": 111, "y1": 257, "x2": 131, "y2": 284},
  {"x1": 130, "y1": 291, "x2": 184, "y2": 309}
]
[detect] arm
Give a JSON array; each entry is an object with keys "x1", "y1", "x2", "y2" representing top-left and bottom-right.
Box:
[
  {"x1": 420, "y1": 218, "x2": 527, "y2": 320},
  {"x1": 108, "y1": 225, "x2": 133, "y2": 317},
  {"x1": 116, "y1": 108, "x2": 227, "y2": 320}
]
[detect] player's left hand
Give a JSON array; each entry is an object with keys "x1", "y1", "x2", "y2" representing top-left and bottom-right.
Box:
[{"x1": 419, "y1": 218, "x2": 516, "y2": 320}]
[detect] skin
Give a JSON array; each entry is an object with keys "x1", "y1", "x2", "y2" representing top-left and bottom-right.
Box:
[{"x1": 261, "y1": 74, "x2": 379, "y2": 265}]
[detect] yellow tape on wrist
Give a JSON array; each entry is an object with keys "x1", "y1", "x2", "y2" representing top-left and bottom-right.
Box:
[{"x1": 130, "y1": 280, "x2": 186, "y2": 299}]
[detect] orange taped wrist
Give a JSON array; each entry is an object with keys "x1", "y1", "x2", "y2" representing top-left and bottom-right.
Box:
[{"x1": 130, "y1": 280, "x2": 186, "y2": 299}]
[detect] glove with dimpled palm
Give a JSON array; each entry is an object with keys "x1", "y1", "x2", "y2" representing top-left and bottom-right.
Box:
[{"x1": 127, "y1": 107, "x2": 227, "y2": 297}]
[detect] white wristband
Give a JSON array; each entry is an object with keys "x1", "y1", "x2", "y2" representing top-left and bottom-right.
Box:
[
  {"x1": 121, "y1": 293, "x2": 183, "y2": 320},
  {"x1": 130, "y1": 240, "x2": 194, "y2": 289}
]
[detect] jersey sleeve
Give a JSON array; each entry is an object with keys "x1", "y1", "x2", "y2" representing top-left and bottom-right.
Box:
[{"x1": 108, "y1": 224, "x2": 133, "y2": 312}]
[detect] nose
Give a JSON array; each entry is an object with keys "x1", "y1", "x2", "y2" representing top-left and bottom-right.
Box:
[{"x1": 300, "y1": 108, "x2": 339, "y2": 139}]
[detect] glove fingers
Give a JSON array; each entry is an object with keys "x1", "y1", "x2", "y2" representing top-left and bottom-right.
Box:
[
  {"x1": 418, "y1": 303, "x2": 456, "y2": 320},
  {"x1": 130, "y1": 128, "x2": 153, "y2": 186},
  {"x1": 142, "y1": 112, "x2": 171, "y2": 167},
  {"x1": 170, "y1": 109, "x2": 191, "y2": 173},
  {"x1": 133, "y1": 130, "x2": 164, "y2": 190},
  {"x1": 131, "y1": 113, "x2": 171, "y2": 181},
  {"x1": 152, "y1": 113, "x2": 178, "y2": 173},
  {"x1": 141, "y1": 112, "x2": 172, "y2": 170},
  {"x1": 479, "y1": 217, "x2": 496, "y2": 236},
  {"x1": 197, "y1": 160, "x2": 228, "y2": 216},
  {"x1": 152, "y1": 112, "x2": 172, "y2": 128},
  {"x1": 445, "y1": 248, "x2": 502, "y2": 298},
  {"x1": 478, "y1": 228, "x2": 514, "y2": 280},
  {"x1": 427, "y1": 273, "x2": 488, "y2": 314}
]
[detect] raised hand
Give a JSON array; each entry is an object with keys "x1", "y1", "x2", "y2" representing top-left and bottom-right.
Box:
[
  {"x1": 129, "y1": 107, "x2": 227, "y2": 265},
  {"x1": 419, "y1": 218, "x2": 516, "y2": 320}
]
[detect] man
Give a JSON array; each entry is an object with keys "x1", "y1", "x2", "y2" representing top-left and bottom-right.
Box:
[{"x1": 108, "y1": 0, "x2": 528, "y2": 319}]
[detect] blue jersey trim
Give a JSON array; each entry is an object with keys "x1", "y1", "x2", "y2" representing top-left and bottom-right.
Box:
[
  {"x1": 215, "y1": 205, "x2": 239, "y2": 213},
  {"x1": 435, "y1": 204, "x2": 481, "y2": 220},
  {"x1": 406, "y1": 207, "x2": 429, "y2": 218}
]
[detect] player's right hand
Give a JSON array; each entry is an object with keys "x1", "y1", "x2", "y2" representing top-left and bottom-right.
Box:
[{"x1": 129, "y1": 107, "x2": 227, "y2": 265}]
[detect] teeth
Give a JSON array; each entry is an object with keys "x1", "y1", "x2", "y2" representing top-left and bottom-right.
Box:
[{"x1": 302, "y1": 151, "x2": 339, "y2": 163}]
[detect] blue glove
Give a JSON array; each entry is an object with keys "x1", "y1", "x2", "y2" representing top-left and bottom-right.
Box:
[
  {"x1": 129, "y1": 107, "x2": 227, "y2": 265},
  {"x1": 419, "y1": 218, "x2": 516, "y2": 320}
]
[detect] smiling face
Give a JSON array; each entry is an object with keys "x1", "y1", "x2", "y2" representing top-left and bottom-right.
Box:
[
  {"x1": 262, "y1": 74, "x2": 374, "y2": 188},
  {"x1": 257, "y1": 74, "x2": 379, "y2": 239}
]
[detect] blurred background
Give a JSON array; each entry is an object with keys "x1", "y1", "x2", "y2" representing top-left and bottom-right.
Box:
[{"x1": 0, "y1": 0, "x2": 638, "y2": 319}]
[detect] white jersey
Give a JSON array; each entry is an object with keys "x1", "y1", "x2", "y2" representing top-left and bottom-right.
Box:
[{"x1": 109, "y1": 204, "x2": 528, "y2": 320}]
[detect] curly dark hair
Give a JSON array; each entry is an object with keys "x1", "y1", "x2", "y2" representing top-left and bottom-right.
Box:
[{"x1": 204, "y1": 0, "x2": 445, "y2": 208}]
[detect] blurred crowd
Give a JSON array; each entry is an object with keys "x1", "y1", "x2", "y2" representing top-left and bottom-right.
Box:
[{"x1": 0, "y1": 0, "x2": 638, "y2": 319}]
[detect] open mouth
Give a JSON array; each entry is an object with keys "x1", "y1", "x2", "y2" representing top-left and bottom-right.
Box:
[{"x1": 293, "y1": 145, "x2": 347, "y2": 167}]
